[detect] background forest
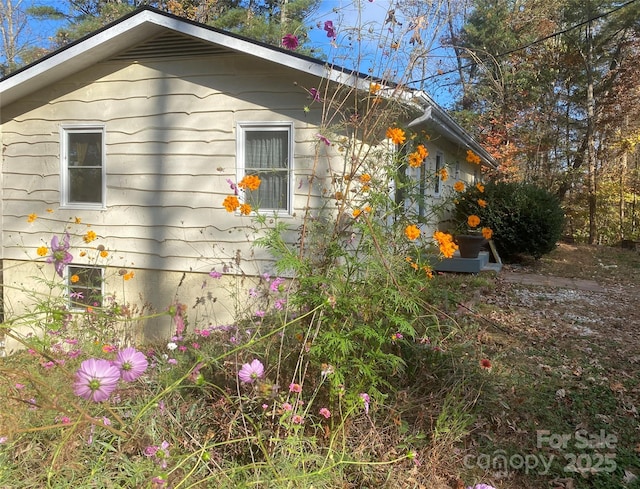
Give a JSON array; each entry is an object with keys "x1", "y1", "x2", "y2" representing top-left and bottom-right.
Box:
[{"x1": 2, "y1": 0, "x2": 640, "y2": 244}]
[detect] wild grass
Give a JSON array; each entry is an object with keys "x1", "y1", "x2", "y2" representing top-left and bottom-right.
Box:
[{"x1": 2, "y1": 237, "x2": 638, "y2": 489}]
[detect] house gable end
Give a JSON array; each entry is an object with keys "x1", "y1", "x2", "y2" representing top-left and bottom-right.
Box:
[{"x1": 110, "y1": 31, "x2": 232, "y2": 61}]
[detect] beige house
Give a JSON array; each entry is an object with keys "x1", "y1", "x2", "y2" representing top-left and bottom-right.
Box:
[{"x1": 0, "y1": 8, "x2": 495, "y2": 353}]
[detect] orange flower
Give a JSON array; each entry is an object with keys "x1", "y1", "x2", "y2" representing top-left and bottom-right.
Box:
[
  {"x1": 222, "y1": 195, "x2": 240, "y2": 212},
  {"x1": 369, "y1": 83, "x2": 381, "y2": 94},
  {"x1": 453, "y1": 181, "x2": 465, "y2": 192},
  {"x1": 46, "y1": 208, "x2": 54, "y2": 213},
  {"x1": 239, "y1": 203, "x2": 252, "y2": 215},
  {"x1": 386, "y1": 127, "x2": 406, "y2": 145},
  {"x1": 433, "y1": 231, "x2": 458, "y2": 258},
  {"x1": 37, "y1": 246, "x2": 48, "y2": 257},
  {"x1": 75, "y1": 217, "x2": 82, "y2": 224},
  {"x1": 83, "y1": 230, "x2": 97, "y2": 243},
  {"x1": 482, "y1": 227, "x2": 493, "y2": 240},
  {"x1": 79, "y1": 251, "x2": 87, "y2": 257},
  {"x1": 423, "y1": 266, "x2": 434, "y2": 279},
  {"x1": 359, "y1": 173, "x2": 371, "y2": 183},
  {"x1": 408, "y1": 144, "x2": 428, "y2": 167},
  {"x1": 477, "y1": 199, "x2": 487, "y2": 208},
  {"x1": 70, "y1": 274, "x2": 80, "y2": 283},
  {"x1": 100, "y1": 250, "x2": 109, "y2": 258},
  {"x1": 439, "y1": 168, "x2": 448, "y2": 182},
  {"x1": 352, "y1": 209, "x2": 362, "y2": 218},
  {"x1": 238, "y1": 174, "x2": 262, "y2": 191},
  {"x1": 476, "y1": 183, "x2": 485, "y2": 193},
  {"x1": 467, "y1": 215, "x2": 481, "y2": 228},
  {"x1": 466, "y1": 150, "x2": 481, "y2": 164},
  {"x1": 27, "y1": 213, "x2": 37, "y2": 223},
  {"x1": 404, "y1": 224, "x2": 421, "y2": 240},
  {"x1": 123, "y1": 271, "x2": 135, "y2": 281},
  {"x1": 364, "y1": 205, "x2": 372, "y2": 213}
]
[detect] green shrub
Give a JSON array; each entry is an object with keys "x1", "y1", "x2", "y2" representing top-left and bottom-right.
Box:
[{"x1": 454, "y1": 181, "x2": 565, "y2": 260}]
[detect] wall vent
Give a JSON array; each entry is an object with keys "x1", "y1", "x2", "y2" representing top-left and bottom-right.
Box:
[{"x1": 110, "y1": 32, "x2": 231, "y2": 61}]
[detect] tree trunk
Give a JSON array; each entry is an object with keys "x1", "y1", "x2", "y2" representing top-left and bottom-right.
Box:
[
  {"x1": 619, "y1": 151, "x2": 627, "y2": 240},
  {"x1": 586, "y1": 20, "x2": 598, "y2": 244}
]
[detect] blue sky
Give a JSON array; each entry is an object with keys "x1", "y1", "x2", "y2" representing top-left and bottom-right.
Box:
[{"x1": 19, "y1": 0, "x2": 457, "y2": 106}]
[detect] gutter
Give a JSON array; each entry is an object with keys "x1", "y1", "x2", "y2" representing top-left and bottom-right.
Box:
[{"x1": 409, "y1": 92, "x2": 498, "y2": 169}]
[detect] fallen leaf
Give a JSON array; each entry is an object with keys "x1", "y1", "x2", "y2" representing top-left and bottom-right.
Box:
[{"x1": 610, "y1": 381, "x2": 626, "y2": 393}]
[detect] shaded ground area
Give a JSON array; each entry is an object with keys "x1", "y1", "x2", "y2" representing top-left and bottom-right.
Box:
[
  {"x1": 492, "y1": 244, "x2": 640, "y2": 354},
  {"x1": 463, "y1": 243, "x2": 640, "y2": 489}
]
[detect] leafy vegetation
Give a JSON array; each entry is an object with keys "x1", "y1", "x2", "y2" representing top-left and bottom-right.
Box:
[{"x1": 454, "y1": 181, "x2": 565, "y2": 260}]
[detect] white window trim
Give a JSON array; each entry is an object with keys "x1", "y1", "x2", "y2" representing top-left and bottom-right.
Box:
[
  {"x1": 236, "y1": 121, "x2": 294, "y2": 216},
  {"x1": 60, "y1": 125, "x2": 106, "y2": 209},
  {"x1": 67, "y1": 265, "x2": 105, "y2": 310}
]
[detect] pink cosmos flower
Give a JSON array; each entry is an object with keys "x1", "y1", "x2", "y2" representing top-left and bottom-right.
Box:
[
  {"x1": 46, "y1": 232, "x2": 73, "y2": 277},
  {"x1": 270, "y1": 277, "x2": 285, "y2": 292},
  {"x1": 360, "y1": 392, "x2": 370, "y2": 414},
  {"x1": 289, "y1": 383, "x2": 302, "y2": 393},
  {"x1": 282, "y1": 402, "x2": 293, "y2": 411},
  {"x1": 282, "y1": 34, "x2": 299, "y2": 50},
  {"x1": 145, "y1": 441, "x2": 170, "y2": 469},
  {"x1": 324, "y1": 20, "x2": 336, "y2": 39},
  {"x1": 226, "y1": 178, "x2": 239, "y2": 195},
  {"x1": 319, "y1": 407, "x2": 331, "y2": 419},
  {"x1": 309, "y1": 87, "x2": 321, "y2": 102},
  {"x1": 238, "y1": 359, "x2": 265, "y2": 384},
  {"x1": 292, "y1": 414, "x2": 304, "y2": 424},
  {"x1": 113, "y1": 347, "x2": 148, "y2": 382},
  {"x1": 209, "y1": 270, "x2": 222, "y2": 279},
  {"x1": 74, "y1": 358, "x2": 121, "y2": 402},
  {"x1": 316, "y1": 133, "x2": 331, "y2": 146}
]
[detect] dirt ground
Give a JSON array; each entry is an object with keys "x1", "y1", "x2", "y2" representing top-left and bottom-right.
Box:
[
  {"x1": 487, "y1": 243, "x2": 640, "y2": 361},
  {"x1": 462, "y1": 243, "x2": 640, "y2": 488}
]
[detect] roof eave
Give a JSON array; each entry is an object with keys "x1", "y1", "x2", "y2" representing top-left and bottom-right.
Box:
[{"x1": 412, "y1": 92, "x2": 498, "y2": 169}]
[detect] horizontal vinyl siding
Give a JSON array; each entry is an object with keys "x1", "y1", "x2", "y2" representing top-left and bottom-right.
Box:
[{"x1": 1, "y1": 53, "x2": 328, "y2": 274}]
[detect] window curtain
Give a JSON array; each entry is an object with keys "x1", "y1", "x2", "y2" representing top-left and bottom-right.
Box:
[{"x1": 245, "y1": 131, "x2": 288, "y2": 210}]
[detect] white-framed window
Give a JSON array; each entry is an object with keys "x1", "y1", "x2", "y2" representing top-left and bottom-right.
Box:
[
  {"x1": 434, "y1": 152, "x2": 444, "y2": 197},
  {"x1": 237, "y1": 122, "x2": 293, "y2": 213},
  {"x1": 67, "y1": 265, "x2": 104, "y2": 309},
  {"x1": 61, "y1": 126, "x2": 106, "y2": 208}
]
